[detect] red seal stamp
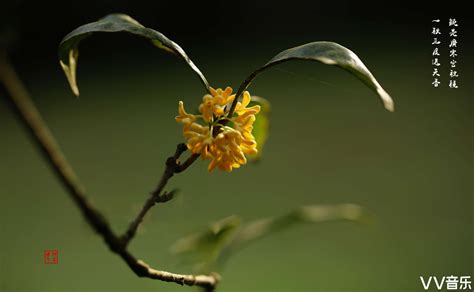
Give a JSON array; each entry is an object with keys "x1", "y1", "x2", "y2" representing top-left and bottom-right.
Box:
[{"x1": 44, "y1": 249, "x2": 58, "y2": 264}]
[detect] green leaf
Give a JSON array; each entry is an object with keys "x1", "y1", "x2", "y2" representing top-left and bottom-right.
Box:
[
  {"x1": 216, "y1": 204, "x2": 369, "y2": 269},
  {"x1": 233, "y1": 41, "x2": 394, "y2": 113},
  {"x1": 58, "y1": 13, "x2": 209, "y2": 96},
  {"x1": 170, "y1": 204, "x2": 369, "y2": 273},
  {"x1": 248, "y1": 95, "x2": 271, "y2": 161},
  {"x1": 170, "y1": 216, "x2": 241, "y2": 272},
  {"x1": 231, "y1": 204, "x2": 368, "y2": 249}
]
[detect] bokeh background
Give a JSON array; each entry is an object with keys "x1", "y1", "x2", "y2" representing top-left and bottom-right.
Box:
[{"x1": 1, "y1": 1, "x2": 472, "y2": 291}]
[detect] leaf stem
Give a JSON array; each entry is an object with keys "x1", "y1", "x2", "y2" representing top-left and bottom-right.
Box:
[{"x1": 227, "y1": 70, "x2": 259, "y2": 118}]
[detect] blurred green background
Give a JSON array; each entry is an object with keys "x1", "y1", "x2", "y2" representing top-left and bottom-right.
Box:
[{"x1": 1, "y1": 1, "x2": 472, "y2": 291}]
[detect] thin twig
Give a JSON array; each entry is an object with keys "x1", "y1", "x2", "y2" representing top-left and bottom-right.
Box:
[
  {"x1": 176, "y1": 153, "x2": 200, "y2": 173},
  {"x1": 120, "y1": 146, "x2": 197, "y2": 246},
  {"x1": 0, "y1": 50, "x2": 219, "y2": 289}
]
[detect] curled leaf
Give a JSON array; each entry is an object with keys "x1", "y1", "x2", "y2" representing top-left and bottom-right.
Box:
[
  {"x1": 231, "y1": 41, "x2": 394, "y2": 114},
  {"x1": 59, "y1": 13, "x2": 209, "y2": 96}
]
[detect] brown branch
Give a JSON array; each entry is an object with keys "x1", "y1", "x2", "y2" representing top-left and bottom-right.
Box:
[
  {"x1": 0, "y1": 50, "x2": 219, "y2": 290},
  {"x1": 120, "y1": 145, "x2": 197, "y2": 246},
  {"x1": 176, "y1": 153, "x2": 200, "y2": 173}
]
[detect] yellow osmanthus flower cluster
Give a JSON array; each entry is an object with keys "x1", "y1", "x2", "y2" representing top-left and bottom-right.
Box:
[{"x1": 176, "y1": 87, "x2": 260, "y2": 172}]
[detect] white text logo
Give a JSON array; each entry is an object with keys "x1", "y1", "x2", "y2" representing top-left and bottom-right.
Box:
[{"x1": 420, "y1": 276, "x2": 472, "y2": 290}]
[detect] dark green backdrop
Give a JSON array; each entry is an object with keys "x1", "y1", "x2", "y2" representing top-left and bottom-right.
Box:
[{"x1": 1, "y1": 1, "x2": 472, "y2": 291}]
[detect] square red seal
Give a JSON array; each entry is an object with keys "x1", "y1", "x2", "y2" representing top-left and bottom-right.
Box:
[{"x1": 44, "y1": 249, "x2": 58, "y2": 264}]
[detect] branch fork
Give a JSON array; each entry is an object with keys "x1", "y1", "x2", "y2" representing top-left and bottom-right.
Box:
[{"x1": 0, "y1": 51, "x2": 219, "y2": 290}]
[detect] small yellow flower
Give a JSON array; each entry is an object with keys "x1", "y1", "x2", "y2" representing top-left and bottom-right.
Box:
[
  {"x1": 198, "y1": 86, "x2": 235, "y2": 122},
  {"x1": 175, "y1": 101, "x2": 197, "y2": 130},
  {"x1": 175, "y1": 86, "x2": 260, "y2": 172}
]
